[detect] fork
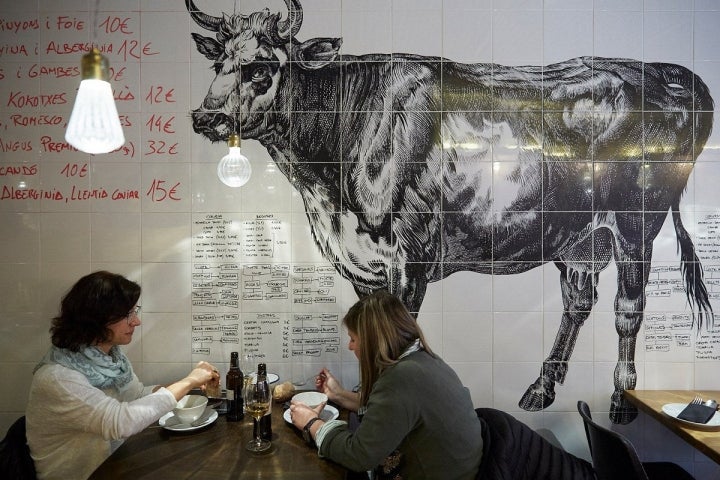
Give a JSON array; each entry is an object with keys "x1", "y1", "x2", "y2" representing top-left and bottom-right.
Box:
[
  {"x1": 690, "y1": 394, "x2": 703, "y2": 405},
  {"x1": 292, "y1": 372, "x2": 327, "y2": 387},
  {"x1": 293, "y1": 375, "x2": 319, "y2": 387}
]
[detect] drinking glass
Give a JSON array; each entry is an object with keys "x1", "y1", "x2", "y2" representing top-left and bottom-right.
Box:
[{"x1": 243, "y1": 375, "x2": 271, "y2": 452}]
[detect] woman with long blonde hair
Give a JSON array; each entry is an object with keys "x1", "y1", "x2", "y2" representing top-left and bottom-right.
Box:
[{"x1": 290, "y1": 290, "x2": 483, "y2": 480}]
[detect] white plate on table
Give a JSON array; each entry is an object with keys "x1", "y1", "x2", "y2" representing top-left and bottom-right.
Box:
[
  {"x1": 283, "y1": 405, "x2": 339, "y2": 424},
  {"x1": 248, "y1": 372, "x2": 279, "y2": 384},
  {"x1": 159, "y1": 408, "x2": 218, "y2": 432},
  {"x1": 661, "y1": 403, "x2": 720, "y2": 429}
]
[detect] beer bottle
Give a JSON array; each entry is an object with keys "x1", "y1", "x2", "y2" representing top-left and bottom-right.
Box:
[
  {"x1": 254, "y1": 363, "x2": 272, "y2": 440},
  {"x1": 226, "y1": 352, "x2": 244, "y2": 421}
]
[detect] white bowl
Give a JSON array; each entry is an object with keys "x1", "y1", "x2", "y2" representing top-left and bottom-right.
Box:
[
  {"x1": 291, "y1": 391, "x2": 328, "y2": 409},
  {"x1": 173, "y1": 394, "x2": 208, "y2": 424}
]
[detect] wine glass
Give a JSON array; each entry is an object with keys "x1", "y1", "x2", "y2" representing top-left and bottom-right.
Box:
[{"x1": 244, "y1": 375, "x2": 271, "y2": 452}]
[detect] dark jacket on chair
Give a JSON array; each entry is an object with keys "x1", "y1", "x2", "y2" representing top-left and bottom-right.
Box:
[
  {"x1": 475, "y1": 408, "x2": 595, "y2": 480},
  {"x1": 0, "y1": 416, "x2": 37, "y2": 480}
]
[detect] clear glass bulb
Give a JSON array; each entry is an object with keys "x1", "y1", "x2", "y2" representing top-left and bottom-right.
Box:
[
  {"x1": 65, "y1": 79, "x2": 125, "y2": 154},
  {"x1": 65, "y1": 49, "x2": 125, "y2": 155},
  {"x1": 217, "y1": 135, "x2": 251, "y2": 187}
]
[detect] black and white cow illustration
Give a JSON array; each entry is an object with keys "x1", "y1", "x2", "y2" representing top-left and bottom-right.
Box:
[{"x1": 186, "y1": 0, "x2": 715, "y2": 423}]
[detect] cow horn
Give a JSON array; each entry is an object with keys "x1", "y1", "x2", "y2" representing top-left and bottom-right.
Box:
[
  {"x1": 277, "y1": 0, "x2": 303, "y2": 40},
  {"x1": 185, "y1": 0, "x2": 222, "y2": 32}
]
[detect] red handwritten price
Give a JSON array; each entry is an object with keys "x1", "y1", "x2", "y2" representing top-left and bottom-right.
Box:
[
  {"x1": 146, "y1": 179, "x2": 181, "y2": 202},
  {"x1": 145, "y1": 115, "x2": 175, "y2": 133},
  {"x1": 118, "y1": 40, "x2": 158, "y2": 61},
  {"x1": 145, "y1": 140, "x2": 178, "y2": 155},
  {"x1": 99, "y1": 16, "x2": 133, "y2": 35},
  {"x1": 145, "y1": 86, "x2": 176, "y2": 104},
  {"x1": 60, "y1": 163, "x2": 88, "y2": 178}
]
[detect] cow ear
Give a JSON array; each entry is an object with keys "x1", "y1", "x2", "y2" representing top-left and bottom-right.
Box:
[
  {"x1": 191, "y1": 33, "x2": 223, "y2": 61},
  {"x1": 291, "y1": 37, "x2": 342, "y2": 70}
]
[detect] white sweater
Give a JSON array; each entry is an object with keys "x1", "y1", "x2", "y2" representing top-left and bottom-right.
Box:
[{"x1": 26, "y1": 364, "x2": 177, "y2": 480}]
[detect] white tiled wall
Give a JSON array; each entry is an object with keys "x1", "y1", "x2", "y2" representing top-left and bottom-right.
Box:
[{"x1": 1, "y1": 0, "x2": 719, "y2": 478}]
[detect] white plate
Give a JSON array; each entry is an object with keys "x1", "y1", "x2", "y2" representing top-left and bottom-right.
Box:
[
  {"x1": 283, "y1": 405, "x2": 339, "y2": 424},
  {"x1": 159, "y1": 408, "x2": 218, "y2": 432},
  {"x1": 661, "y1": 403, "x2": 720, "y2": 429},
  {"x1": 248, "y1": 372, "x2": 279, "y2": 384}
]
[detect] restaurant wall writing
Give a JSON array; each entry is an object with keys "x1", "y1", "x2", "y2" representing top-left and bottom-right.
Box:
[
  {"x1": 190, "y1": 213, "x2": 341, "y2": 365},
  {"x1": 0, "y1": 10, "x2": 184, "y2": 191},
  {"x1": 0, "y1": 8, "x2": 345, "y2": 367}
]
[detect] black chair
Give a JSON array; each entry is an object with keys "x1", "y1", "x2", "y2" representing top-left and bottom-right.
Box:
[
  {"x1": 577, "y1": 400, "x2": 695, "y2": 480},
  {"x1": 475, "y1": 407, "x2": 594, "y2": 480},
  {"x1": 0, "y1": 416, "x2": 37, "y2": 480}
]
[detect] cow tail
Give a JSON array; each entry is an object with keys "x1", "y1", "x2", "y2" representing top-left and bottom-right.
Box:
[{"x1": 672, "y1": 202, "x2": 714, "y2": 331}]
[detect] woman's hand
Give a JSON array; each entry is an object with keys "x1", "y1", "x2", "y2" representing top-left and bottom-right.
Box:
[
  {"x1": 316, "y1": 368, "x2": 342, "y2": 399},
  {"x1": 166, "y1": 361, "x2": 220, "y2": 401},
  {"x1": 316, "y1": 368, "x2": 361, "y2": 411},
  {"x1": 289, "y1": 401, "x2": 325, "y2": 431},
  {"x1": 187, "y1": 361, "x2": 219, "y2": 389}
]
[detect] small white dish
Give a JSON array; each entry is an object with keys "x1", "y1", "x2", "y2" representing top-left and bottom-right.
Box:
[
  {"x1": 248, "y1": 372, "x2": 279, "y2": 384},
  {"x1": 173, "y1": 394, "x2": 208, "y2": 424},
  {"x1": 159, "y1": 409, "x2": 218, "y2": 432},
  {"x1": 661, "y1": 403, "x2": 720, "y2": 429},
  {"x1": 283, "y1": 405, "x2": 339, "y2": 424},
  {"x1": 291, "y1": 391, "x2": 328, "y2": 409}
]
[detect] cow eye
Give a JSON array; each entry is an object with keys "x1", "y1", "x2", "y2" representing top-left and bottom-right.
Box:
[{"x1": 251, "y1": 64, "x2": 270, "y2": 81}]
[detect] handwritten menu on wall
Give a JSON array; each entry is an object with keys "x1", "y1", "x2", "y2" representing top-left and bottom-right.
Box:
[
  {"x1": 0, "y1": 5, "x2": 344, "y2": 368},
  {"x1": 639, "y1": 213, "x2": 720, "y2": 360},
  {"x1": 190, "y1": 213, "x2": 342, "y2": 364},
  {"x1": 0, "y1": 9, "x2": 187, "y2": 209}
]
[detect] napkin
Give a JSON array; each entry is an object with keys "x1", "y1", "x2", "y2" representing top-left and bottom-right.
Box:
[{"x1": 677, "y1": 403, "x2": 716, "y2": 424}]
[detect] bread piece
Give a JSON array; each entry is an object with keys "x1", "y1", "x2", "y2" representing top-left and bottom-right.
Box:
[{"x1": 272, "y1": 381, "x2": 296, "y2": 403}]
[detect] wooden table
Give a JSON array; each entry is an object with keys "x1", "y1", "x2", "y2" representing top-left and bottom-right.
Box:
[
  {"x1": 624, "y1": 389, "x2": 720, "y2": 464},
  {"x1": 89, "y1": 403, "x2": 350, "y2": 479}
]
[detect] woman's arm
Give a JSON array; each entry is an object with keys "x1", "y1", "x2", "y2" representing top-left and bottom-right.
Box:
[{"x1": 318, "y1": 373, "x2": 416, "y2": 472}]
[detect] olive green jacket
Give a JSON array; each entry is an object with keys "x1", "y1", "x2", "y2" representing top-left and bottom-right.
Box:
[{"x1": 320, "y1": 350, "x2": 483, "y2": 479}]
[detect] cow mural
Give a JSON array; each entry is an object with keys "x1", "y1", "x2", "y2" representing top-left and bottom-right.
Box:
[{"x1": 186, "y1": 0, "x2": 715, "y2": 423}]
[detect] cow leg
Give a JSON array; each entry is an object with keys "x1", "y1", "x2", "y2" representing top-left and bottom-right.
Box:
[
  {"x1": 520, "y1": 262, "x2": 597, "y2": 411},
  {"x1": 609, "y1": 258, "x2": 647, "y2": 424},
  {"x1": 388, "y1": 263, "x2": 428, "y2": 317}
]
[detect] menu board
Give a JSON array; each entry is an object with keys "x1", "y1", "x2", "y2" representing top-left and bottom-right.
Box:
[{"x1": 189, "y1": 213, "x2": 342, "y2": 365}]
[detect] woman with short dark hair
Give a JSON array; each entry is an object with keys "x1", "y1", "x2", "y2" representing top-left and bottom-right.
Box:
[
  {"x1": 289, "y1": 290, "x2": 483, "y2": 479},
  {"x1": 26, "y1": 271, "x2": 220, "y2": 480}
]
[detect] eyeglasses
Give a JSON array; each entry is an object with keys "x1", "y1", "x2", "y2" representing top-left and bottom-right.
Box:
[{"x1": 126, "y1": 305, "x2": 141, "y2": 324}]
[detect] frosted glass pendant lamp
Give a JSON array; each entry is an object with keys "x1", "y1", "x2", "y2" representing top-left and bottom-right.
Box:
[
  {"x1": 65, "y1": 48, "x2": 125, "y2": 154},
  {"x1": 217, "y1": 133, "x2": 251, "y2": 187}
]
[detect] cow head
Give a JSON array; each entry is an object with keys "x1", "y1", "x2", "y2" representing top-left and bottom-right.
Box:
[{"x1": 186, "y1": 0, "x2": 341, "y2": 143}]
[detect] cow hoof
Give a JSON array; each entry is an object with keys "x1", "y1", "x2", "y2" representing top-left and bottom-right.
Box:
[
  {"x1": 609, "y1": 392, "x2": 638, "y2": 424},
  {"x1": 519, "y1": 379, "x2": 555, "y2": 411}
]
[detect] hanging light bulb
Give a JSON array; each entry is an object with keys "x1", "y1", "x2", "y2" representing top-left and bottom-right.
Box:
[
  {"x1": 65, "y1": 48, "x2": 125, "y2": 154},
  {"x1": 217, "y1": 133, "x2": 251, "y2": 187}
]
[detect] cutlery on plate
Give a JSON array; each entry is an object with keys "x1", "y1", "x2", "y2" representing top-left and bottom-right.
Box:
[{"x1": 690, "y1": 395, "x2": 703, "y2": 405}]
